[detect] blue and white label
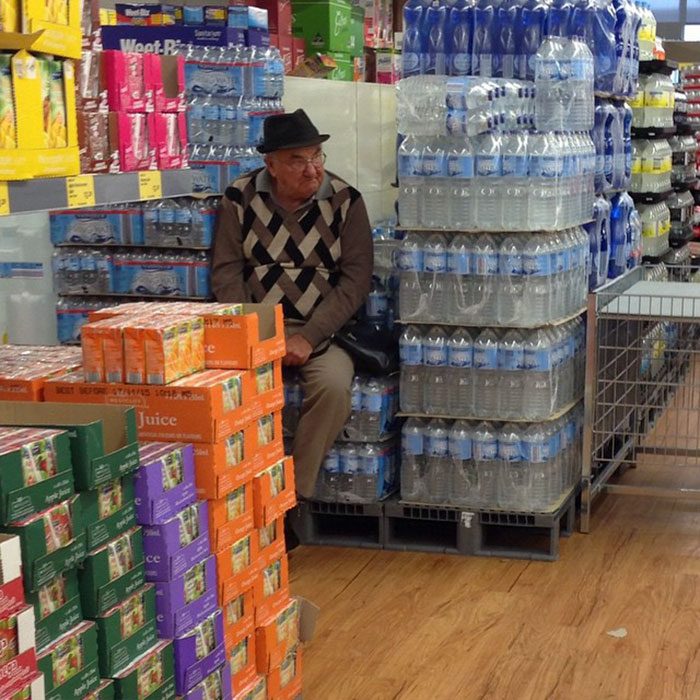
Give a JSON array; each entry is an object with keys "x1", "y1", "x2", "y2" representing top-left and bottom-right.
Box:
[
  {"x1": 448, "y1": 346, "x2": 473, "y2": 368},
  {"x1": 447, "y1": 154, "x2": 474, "y2": 178},
  {"x1": 403, "y1": 432, "x2": 423, "y2": 456},
  {"x1": 424, "y1": 250, "x2": 447, "y2": 273},
  {"x1": 498, "y1": 347, "x2": 523, "y2": 371},
  {"x1": 521, "y1": 437, "x2": 550, "y2": 463},
  {"x1": 424, "y1": 343, "x2": 448, "y2": 366},
  {"x1": 472, "y1": 251, "x2": 498, "y2": 276},
  {"x1": 400, "y1": 340, "x2": 423, "y2": 365},
  {"x1": 447, "y1": 249, "x2": 469, "y2": 275},
  {"x1": 502, "y1": 154, "x2": 528, "y2": 178},
  {"x1": 425, "y1": 434, "x2": 449, "y2": 456},
  {"x1": 473, "y1": 346, "x2": 498, "y2": 369},
  {"x1": 473, "y1": 437, "x2": 498, "y2": 461},
  {"x1": 449, "y1": 435, "x2": 472, "y2": 460},
  {"x1": 499, "y1": 252, "x2": 523, "y2": 276},
  {"x1": 498, "y1": 439, "x2": 521, "y2": 462},
  {"x1": 396, "y1": 248, "x2": 423, "y2": 272},
  {"x1": 476, "y1": 155, "x2": 502, "y2": 177},
  {"x1": 524, "y1": 347, "x2": 552, "y2": 371},
  {"x1": 522, "y1": 252, "x2": 551, "y2": 277}
]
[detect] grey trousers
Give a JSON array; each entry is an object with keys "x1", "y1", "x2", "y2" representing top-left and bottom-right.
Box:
[{"x1": 291, "y1": 343, "x2": 354, "y2": 498}]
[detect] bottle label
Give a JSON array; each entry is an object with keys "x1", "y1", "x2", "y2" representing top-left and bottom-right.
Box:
[
  {"x1": 402, "y1": 52, "x2": 420, "y2": 75},
  {"x1": 499, "y1": 252, "x2": 522, "y2": 276},
  {"x1": 424, "y1": 251, "x2": 447, "y2": 273},
  {"x1": 448, "y1": 346, "x2": 472, "y2": 368},
  {"x1": 524, "y1": 347, "x2": 552, "y2": 371},
  {"x1": 361, "y1": 455, "x2": 382, "y2": 475},
  {"x1": 502, "y1": 154, "x2": 527, "y2": 178},
  {"x1": 472, "y1": 251, "x2": 498, "y2": 275},
  {"x1": 451, "y1": 53, "x2": 471, "y2": 75},
  {"x1": 447, "y1": 154, "x2": 474, "y2": 178},
  {"x1": 351, "y1": 388, "x2": 362, "y2": 411},
  {"x1": 473, "y1": 346, "x2": 498, "y2": 369},
  {"x1": 424, "y1": 344, "x2": 447, "y2": 366},
  {"x1": 366, "y1": 293, "x2": 388, "y2": 318},
  {"x1": 403, "y1": 432, "x2": 423, "y2": 456},
  {"x1": 645, "y1": 89, "x2": 672, "y2": 108},
  {"x1": 476, "y1": 154, "x2": 501, "y2": 177},
  {"x1": 450, "y1": 436, "x2": 472, "y2": 460},
  {"x1": 422, "y1": 153, "x2": 445, "y2": 177},
  {"x1": 536, "y1": 57, "x2": 559, "y2": 80},
  {"x1": 479, "y1": 54, "x2": 493, "y2": 77},
  {"x1": 522, "y1": 252, "x2": 551, "y2": 276},
  {"x1": 447, "y1": 250, "x2": 469, "y2": 275},
  {"x1": 521, "y1": 438, "x2": 549, "y2": 463},
  {"x1": 342, "y1": 453, "x2": 360, "y2": 473},
  {"x1": 396, "y1": 248, "x2": 423, "y2": 272},
  {"x1": 400, "y1": 342, "x2": 422, "y2": 365},
  {"x1": 425, "y1": 435, "x2": 448, "y2": 456},
  {"x1": 362, "y1": 392, "x2": 383, "y2": 412},
  {"x1": 473, "y1": 438, "x2": 498, "y2": 461},
  {"x1": 498, "y1": 347, "x2": 523, "y2": 371},
  {"x1": 324, "y1": 454, "x2": 340, "y2": 473},
  {"x1": 398, "y1": 152, "x2": 422, "y2": 178},
  {"x1": 498, "y1": 440, "x2": 521, "y2": 462}
]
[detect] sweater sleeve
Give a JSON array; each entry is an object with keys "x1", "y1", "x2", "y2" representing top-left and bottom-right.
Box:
[
  {"x1": 210, "y1": 193, "x2": 250, "y2": 303},
  {"x1": 297, "y1": 194, "x2": 373, "y2": 349}
]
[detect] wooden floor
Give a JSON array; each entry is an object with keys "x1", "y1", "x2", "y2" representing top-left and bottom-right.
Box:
[{"x1": 290, "y1": 494, "x2": 700, "y2": 700}]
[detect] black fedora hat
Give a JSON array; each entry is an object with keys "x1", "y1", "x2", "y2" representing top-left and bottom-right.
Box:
[{"x1": 257, "y1": 109, "x2": 330, "y2": 154}]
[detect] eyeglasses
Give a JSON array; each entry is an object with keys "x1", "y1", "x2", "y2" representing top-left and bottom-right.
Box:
[{"x1": 284, "y1": 152, "x2": 326, "y2": 171}]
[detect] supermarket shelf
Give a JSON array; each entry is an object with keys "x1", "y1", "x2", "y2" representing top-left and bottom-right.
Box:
[
  {"x1": 642, "y1": 250, "x2": 672, "y2": 264},
  {"x1": 55, "y1": 243, "x2": 212, "y2": 251},
  {"x1": 57, "y1": 292, "x2": 212, "y2": 302},
  {"x1": 639, "y1": 59, "x2": 678, "y2": 75},
  {"x1": 630, "y1": 190, "x2": 672, "y2": 204},
  {"x1": 1, "y1": 170, "x2": 194, "y2": 216}
]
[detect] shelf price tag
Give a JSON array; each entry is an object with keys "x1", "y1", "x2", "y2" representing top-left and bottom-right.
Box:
[
  {"x1": 66, "y1": 175, "x2": 96, "y2": 209},
  {"x1": 0, "y1": 183, "x2": 9, "y2": 216},
  {"x1": 138, "y1": 171, "x2": 162, "y2": 200}
]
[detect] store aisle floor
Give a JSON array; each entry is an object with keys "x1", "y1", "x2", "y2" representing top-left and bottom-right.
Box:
[{"x1": 290, "y1": 494, "x2": 700, "y2": 700}]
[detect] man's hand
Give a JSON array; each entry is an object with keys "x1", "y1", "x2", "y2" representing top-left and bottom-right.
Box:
[{"x1": 284, "y1": 334, "x2": 313, "y2": 366}]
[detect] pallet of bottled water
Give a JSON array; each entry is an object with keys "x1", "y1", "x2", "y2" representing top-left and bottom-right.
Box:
[
  {"x1": 314, "y1": 439, "x2": 399, "y2": 505},
  {"x1": 399, "y1": 320, "x2": 585, "y2": 422},
  {"x1": 283, "y1": 375, "x2": 400, "y2": 444},
  {"x1": 400, "y1": 406, "x2": 583, "y2": 513},
  {"x1": 397, "y1": 229, "x2": 589, "y2": 327}
]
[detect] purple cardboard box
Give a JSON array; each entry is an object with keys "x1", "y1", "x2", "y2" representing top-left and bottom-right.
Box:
[
  {"x1": 173, "y1": 610, "x2": 226, "y2": 694},
  {"x1": 155, "y1": 555, "x2": 218, "y2": 638},
  {"x1": 135, "y1": 443, "x2": 196, "y2": 525},
  {"x1": 245, "y1": 29, "x2": 270, "y2": 48},
  {"x1": 143, "y1": 501, "x2": 211, "y2": 581},
  {"x1": 180, "y1": 665, "x2": 231, "y2": 700}
]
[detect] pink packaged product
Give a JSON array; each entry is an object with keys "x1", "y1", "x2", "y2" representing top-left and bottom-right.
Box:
[
  {"x1": 110, "y1": 112, "x2": 156, "y2": 172},
  {"x1": 149, "y1": 112, "x2": 188, "y2": 170},
  {"x1": 104, "y1": 50, "x2": 151, "y2": 112},
  {"x1": 173, "y1": 610, "x2": 226, "y2": 695},
  {"x1": 143, "y1": 54, "x2": 186, "y2": 113}
]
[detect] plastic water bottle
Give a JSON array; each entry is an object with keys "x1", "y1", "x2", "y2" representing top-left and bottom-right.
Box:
[
  {"x1": 356, "y1": 444, "x2": 380, "y2": 502},
  {"x1": 497, "y1": 3, "x2": 518, "y2": 78},
  {"x1": 346, "y1": 375, "x2": 363, "y2": 440},
  {"x1": 424, "y1": 419, "x2": 450, "y2": 503},
  {"x1": 447, "y1": 0, "x2": 473, "y2": 76},
  {"x1": 498, "y1": 234, "x2": 524, "y2": 325},
  {"x1": 522, "y1": 235, "x2": 552, "y2": 325},
  {"x1": 622, "y1": 101, "x2": 633, "y2": 189},
  {"x1": 446, "y1": 136, "x2": 474, "y2": 230},
  {"x1": 523, "y1": 329, "x2": 554, "y2": 419},
  {"x1": 423, "y1": 326, "x2": 449, "y2": 415},
  {"x1": 447, "y1": 233, "x2": 471, "y2": 320},
  {"x1": 338, "y1": 444, "x2": 360, "y2": 499},
  {"x1": 397, "y1": 232, "x2": 424, "y2": 319},
  {"x1": 535, "y1": 34, "x2": 568, "y2": 131},
  {"x1": 501, "y1": 131, "x2": 529, "y2": 228},
  {"x1": 608, "y1": 192, "x2": 628, "y2": 279},
  {"x1": 402, "y1": 0, "x2": 425, "y2": 78},
  {"x1": 360, "y1": 377, "x2": 383, "y2": 441},
  {"x1": 366, "y1": 275, "x2": 389, "y2": 323},
  {"x1": 472, "y1": 233, "x2": 498, "y2": 324},
  {"x1": 472, "y1": 421, "x2": 499, "y2": 507},
  {"x1": 447, "y1": 328, "x2": 473, "y2": 416},
  {"x1": 589, "y1": 0, "x2": 618, "y2": 94},
  {"x1": 423, "y1": 233, "x2": 448, "y2": 320},
  {"x1": 473, "y1": 328, "x2": 499, "y2": 418},
  {"x1": 399, "y1": 325, "x2": 424, "y2": 413},
  {"x1": 474, "y1": 132, "x2": 502, "y2": 230},
  {"x1": 522, "y1": 422, "x2": 552, "y2": 509},
  {"x1": 422, "y1": 0, "x2": 447, "y2": 75},
  {"x1": 319, "y1": 449, "x2": 341, "y2": 501},
  {"x1": 498, "y1": 423, "x2": 526, "y2": 510},
  {"x1": 401, "y1": 418, "x2": 426, "y2": 501},
  {"x1": 498, "y1": 330, "x2": 525, "y2": 419},
  {"x1": 397, "y1": 135, "x2": 422, "y2": 228},
  {"x1": 527, "y1": 132, "x2": 559, "y2": 230},
  {"x1": 518, "y1": 0, "x2": 547, "y2": 80},
  {"x1": 450, "y1": 420, "x2": 475, "y2": 505},
  {"x1": 421, "y1": 137, "x2": 449, "y2": 228},
  {"x1": 472, "y1": 0, "x2": 495, "y2": 77}
]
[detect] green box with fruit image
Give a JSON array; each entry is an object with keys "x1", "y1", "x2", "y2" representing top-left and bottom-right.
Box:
[
  {"x1": 113, "y1": 639, "x2": 176, "y2": 700},
  {"x1": 80, "y1": 474, "x2": 136, "y2": 551}
]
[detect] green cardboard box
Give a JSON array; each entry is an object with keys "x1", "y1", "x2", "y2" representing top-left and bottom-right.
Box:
[
  {"x1": 293, "y1": 0, "x2": 353, "y2": 53},
  {"x1": 349, "y1": 4, "x2": 364, "y2": 57},
  {"x1": 87, "y1": 679, "x2": 116, "y2": 700},
  {"x1": 80, "y1": 475, "x2": 137, "y2": 551},
  {"x1": 27, "y1": 570, "x2": 83, "y2": 652},
  {"x1": 80, "y1": 526, "x2": 145, "y2": 617},
  {"x1": 113, "y1": 639, "x2": 175, "y2": 700},
  {"x1": 37, "y1": 620, "x2": 101, "y2": 700},
  {"x1": 327, "y1": 51, "x2": 355, "y2": 80},
  {"x1": 96, "y1": 584, "x2": 158, "y2": 677},
  {"x1": 2, "y1": 495, "x2": 86, "y2": 592},
  {"x1": 0, "y1": 427, "x2": 74, "y2": 524},
  {"x1": 0, "y1": 402, "x2": 140, "y2": 490}
]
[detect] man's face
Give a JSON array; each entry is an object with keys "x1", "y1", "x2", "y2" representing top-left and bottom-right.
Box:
[{"x1": 266, "y1": 145, "x2": 326, "y2": 204}]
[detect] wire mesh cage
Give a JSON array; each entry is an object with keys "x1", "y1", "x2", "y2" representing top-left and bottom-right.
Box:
[{"x1": 581, "y1": 268, "x2": 700, "y2": 531}]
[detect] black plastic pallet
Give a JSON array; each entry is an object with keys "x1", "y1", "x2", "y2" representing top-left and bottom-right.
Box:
[
  {"x1": 289, "y1": 500, "x2": 385, "y2": 549},
  {"x1": 383, "y1": 491, "x2": 577, "y2": 562}
]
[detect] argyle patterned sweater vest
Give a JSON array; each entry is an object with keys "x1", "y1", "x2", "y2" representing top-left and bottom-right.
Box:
[{"x1": 225, "y1": 169, "x2": 363, "y2": 322}]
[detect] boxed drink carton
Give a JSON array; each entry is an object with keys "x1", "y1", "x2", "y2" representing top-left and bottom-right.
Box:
[
  {"x1": 21, "y1": 0, "x2": 84, "y2": 59},
  {"x1": 0, "y1": 402, "x2": 140, "y2": 491},
  {"x1": 223, "y1": 585, "x2": 254, "y2": 652},
  {"x1": 79, "y1": 526, "x2": 145, "y2": 617},
  {"x1": 27, "y1": 571, "x2": 82, "y2": 652},
  {"x1": 292, "y1": 0, "x2": 353, "y2": 53},
  {"x1": 36, "y1": 620, "x2": 100, "y2": 700},
  {"x1": 80, "y1": 475, "x2": 137, "y2": 551},
  {"x1": 254, "y1": 598, "x2": 298, "y2": 673},
  {"x1": 0, "y1": 427, "x2": 74, "y2": 525},
  {"x1": 254, "y1": 0, "x2": 291, "y2": 34},
  {"x1": 95, "y1": 584, "x2": 158, "y2": 677},
  {"x1": 252, "y1": 553, "x2": 289, "y2": 625},
  {"x1": 108, "y1": 111, "x2": 156, "y2": 172},
  {"x1": 267, "y1": 645, "x2": 302, "y2": 700},
  {"x1": 143, "y1": 501, "x2": 210, "y2": 582},
  {"x1": 10, "y1": 675, "x2": 45, "y2": 700},
  {"x1": 103, "y1": 51, "x2": 149, "y2": 112},
  {"x1": 252, "y1": 457, "x2": 296, "y2": 528},
  {"x1": 180, "y1": 666, "x2": 231, "y2": 700},
  {"x1": 228, "y1": 618, "x2": 256, "y2": 694},
  {"x1": 256, "y1": 516, "x2": 285, "y2": 569},
  {"x1": 112, "y1": 639, "x2": 175, "y2": 700},
  {"x1": 0, "y1": 534, "x2": 25, "y2": 618},
  {"x1": 203, "y1": 304, "x2": 285, "y2": 370},
  {"x1": 172, "y1": 609, "x2": 225, "y2": 695},
  {"x1": 0, "y1": 605, "x2": 37, "y2": 696},
  {"x1": 255, "y1": 409, "x2": 284, "y2": 467},
  {"x1": 215, "y1": 531, "x2": 260, "y2": 605},
  {"x1": 135, "y1": 443, "x2": 196, "y2": 526},
  {"x1": 86, "y1": 678, "x2": 115, "y2": 700},
  {"x1": 44, "y1": 370, "x2": 259, "y2": 443},
  {"x1": 2, "y1": 496, "x2": 86, "y2": 592},
  {"x1": 207, "y1": 480, "x2": 254, "y2": 553},
  {"x1": 192, "y1": 424, "x2": 258, "y2": 501},
  {"x1": 236, "y1": 675, "x2": 267, "y2": 700},
  {"x1": 154, "y1": 556, "x2": 218, "y2": 638},
  {"x1": 143, "y1": 54, "x2": 185, "y2": 113},
  {"x1": 149, "y1": 111, "x2": 188, "y2": 170}
]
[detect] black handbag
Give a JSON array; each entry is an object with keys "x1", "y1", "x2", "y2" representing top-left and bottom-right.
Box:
[{"x1": 334, "y1": 320, "x2": 399, "y2": 376}]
